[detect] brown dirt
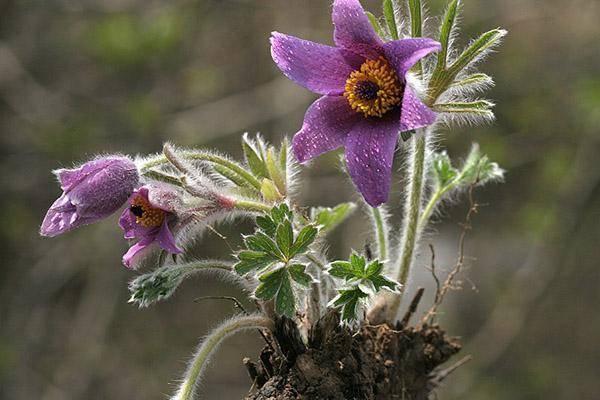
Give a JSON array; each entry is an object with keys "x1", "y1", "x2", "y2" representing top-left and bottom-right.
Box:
[{"x1": 243, "y1": 311, "x2": 461, "y2": 400}]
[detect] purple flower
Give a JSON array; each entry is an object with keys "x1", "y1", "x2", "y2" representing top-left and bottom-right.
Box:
[
  {"x1": 119, "y1": 186, "x2": 183, "y2": 269},
  {"x1": 271, "y1": 0, "x2": 441, "y2": 206},
  {"x1": 41, "y1": 155, "x2": 139, "y2": 237}
]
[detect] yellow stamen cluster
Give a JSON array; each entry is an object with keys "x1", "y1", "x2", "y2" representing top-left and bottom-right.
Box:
[
  {"x1": 344, "y1": 57, "x2": 403, "y2": 118},
  {"x1": 130, "y1": 195, "x2": 165, "y2": 227}
]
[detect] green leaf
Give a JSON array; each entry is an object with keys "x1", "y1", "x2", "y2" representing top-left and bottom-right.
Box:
[
  {"x1": 328, "y1": 261, "x2": 355, "y2": 280},
  {"x1": 129, "y1": 261, "x2": 233, "y2": 307},
  {"x1": 276, "y1": 219, "x2": 294, "y2": 258},
  {"x1": 432, "y1": 151, "x2": 459, "y2": 188},
  {"x1": 437, "y1": 0, "x2": 460, "y2": 68},
  {"x1": 244, "y1": 232, "x2": 284, "y2": 259},
  {"x1": 260, "y1": 178, "x2": 283, "y2": 202},
  {"x1": 448, "y1": 28, "x2": 507, "y2": 75},
  {"x1": 365, "y1": 260, "x2": 384, "y2": 278},
  {"x1": 370, "y1": 275, "x2": 400, "y2": 292},
  {"x1": 450, "y1": 73, "x2": 494, "y2": 90},
  {"x1": 459, "y1": 143, "x2": 504, "y2": 186},
  {"x1": 234, "y1": 250, "x2": 276, "y2": 275},
  {"x1": 256, "y1": 215, "x2": 276, "y2": 236},
  {"x1": 279, "y1": 138, "x2": 288, "y2": 180},
  {"x1": 349, "y1": 252, "x2": 367, "y2": 275},
  {"x1": 433, "y1": 100, "x2": 495, "y2": 117},
  {"x1": 288, "y1": 264, "x2": 313, "y2": 287},
  {"x1": 242, "y1": 136, "x2": 268, "y2": 178},
  {"x1": 365, "y1": 11, "x2": 385, "y2": 38},
  {"x1": 255, "y1": 267, "x2": 285, "y2": 300},
  {"x1": 382, "y1": 0, "x2": 398, "y2": 40},
  {"x1": 331, "y1": 288, "x2": 368, "y2": 322},
  {"x1": 275, "y1": 271, "x2": 296, "y2": 318},
  {"x1": 266, "y1": 147, "x2": 285, "y2": 194},
  {"x1": 290, "y1": 224, "x2": 318, "y2": 256},
  {"x1": 271, "y1": 203, "x2": 293, "y2": 225},
  {"x1": 312, "y1": 203, "x2": 356, "y2": 233},
  {"x1": 408, "y1": 0, "x2": 422, "y2": 37},
  {"x1": 213, "y1": 164, "x2": 254, "y2": 189}
]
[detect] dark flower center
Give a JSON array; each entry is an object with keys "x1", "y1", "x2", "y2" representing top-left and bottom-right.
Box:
[
  {"x1": 344, "y1": 57, "x2": 403, "y2": 118},
  {"x1": 354, "y1": 80, "x2": 380, "y2": 101},
  {"x1": 130, "y1": 195, "x2": 165, "y2": 227},
  {"x1": 130, "y1": 205, "x2": 144, "y2": 217}
]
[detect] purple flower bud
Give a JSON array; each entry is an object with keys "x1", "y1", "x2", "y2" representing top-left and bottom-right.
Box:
[{"x1": 40, "y1": 155, "x2": 139, "y2": 237}]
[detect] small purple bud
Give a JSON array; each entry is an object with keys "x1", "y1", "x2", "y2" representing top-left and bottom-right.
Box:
[{"x1": 40, "y1": 155, "x2": 139, "y2": 237}]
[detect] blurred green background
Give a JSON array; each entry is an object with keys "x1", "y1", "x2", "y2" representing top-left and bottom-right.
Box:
[{"x1": 1, "y1": 0, "x2": 598, "y2": 399}]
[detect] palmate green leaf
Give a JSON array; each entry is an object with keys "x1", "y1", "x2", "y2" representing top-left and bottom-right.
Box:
[
  {"x1": 256, "y1": 214, "x2": 277, "y2": 237},
  {"x1": 365, "y1": 259, "x2": 384, "y2": 277},
  {"x1": 276, "y1": 219, "x2": 294, "y2": 258},
  {"x1": 311, "y1": 202, "x2": 356, "y2": 233},
  {"x1": 290, "y1": 224, "x2": 318, "y2": 256},
  {"x1": 271, "y1": 203, "x2": 293, "y2": 225},
  {"x1": 129, "y1": 261, "x2": 233, "y2": 307},
  {"x1": 382, "y1": 0, "x2": 398, "y2": 40},
  {"x1": 244, "y1": 232, "x2": 284, "y2": 260},
  {"x1": 234, "y1": 250, "x2": 276, "y2": 275},
  {"x1": 459, "y1": 143, "x2": 505, "y2": 186},
  {"x1": 255, "y1": 267, "x2": 296, "y2": 318},
  {"x1": 432, "y1": 151, "x2": 459, "y2": 188},
  {"x1": 275, "y1": 271, "x2": 295, "y2": 318},
  {"x1": 331, "y1": 288, "x2": 368, "y2": 322},
  {"x1": 370, "y1": 275, "x2": 400, "y2": 292},
  {"x1": 288, "y1": 264, "x2": 313, "y2": 287},
  {"x1": 328, "y1": 261, "x2": 355, "y2": 280},
  {"x1": 255, "y1": 267, "x2": 285, "y2": 300}
]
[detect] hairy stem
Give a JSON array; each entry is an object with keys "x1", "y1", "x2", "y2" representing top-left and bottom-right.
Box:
[
  {"x1": 234, "y1": 199, "x2": 272, "y2": 213},
  {"x1": 171, "y1": 315, "x2": 274, "y2": 400},
  {"x1": 388, "y1": 133, "x2": 428, "y2": 320},
  {"x1": 371, "y1": 207, "x2": 389, "y2": 260},
  {"x1": 418, "y1": 186, "x2": 450, "y2": 230},
  {"x1": 141, "y1": 151, "x2": 262, "y2": 190}
]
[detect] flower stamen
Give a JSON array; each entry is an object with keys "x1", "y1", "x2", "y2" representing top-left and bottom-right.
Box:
[
  {"x1": 344, "y1": 57, "x2": 403, "y2": 118},
  {"x1": 130, "y1": 195, "x2": 165, "y2": 227}
]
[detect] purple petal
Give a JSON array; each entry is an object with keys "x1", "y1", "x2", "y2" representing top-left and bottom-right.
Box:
[
  {"x1": 147, "y1": 185, "x2": 182, "y2": 213},
  {"x1": 332, "y1": 0, "x2": 383, "y2": 59},
  {"x1": 383, "y1": 38, "x2": 441, "y2": 78},
  {"x1": 271, "y1": 32, "x2": 362, "y2": 95},
  {"x1": 344, "y1": 113, "x2": 401, "y2": 206},
  {"x1": 118, "y1": 207, "x2": 138, "y2": 239},
  {"x1": 156, "y1": 220, "x2": 183, "y2": 254},
  {"x1": 292, "y1": 96, "x2": 361, "y2": 163},
  {"x1": 122, "y1": 237, "x2": 155, "y2": 269},
  {"x1": 399, "y1": 86, "x2": 437, "y2": 132}
]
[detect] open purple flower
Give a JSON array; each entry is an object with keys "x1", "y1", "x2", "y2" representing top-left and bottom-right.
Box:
[
  {"x1": 271, "y1": 0, "x2": 441, "y2": 206},
  {"x1": 119, "y1": 186, "x2": 183, "y2": 269},
  {"x1": 41, "y1": 155, "x2": 139, "y2": 237}
]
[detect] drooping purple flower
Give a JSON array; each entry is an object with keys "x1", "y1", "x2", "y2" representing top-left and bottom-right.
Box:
[
  {"x1": 41, "y1": 155, "x2": 139, "y2": 237},
  {"x1": 119, "y1": 186, "x2": 183, "y2": 269},
  {"x1": 271, "y1": 0, "x2": 441, "y2": 206}
]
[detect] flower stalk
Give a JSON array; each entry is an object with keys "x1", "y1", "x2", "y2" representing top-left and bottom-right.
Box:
[{"x1": 171, "y1": 314, "x2": 274, "y2": 400}]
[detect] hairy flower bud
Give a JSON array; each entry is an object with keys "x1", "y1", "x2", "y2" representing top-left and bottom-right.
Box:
[{"x1": 40, "y1": 155, "x2": 139, "y2": 237}]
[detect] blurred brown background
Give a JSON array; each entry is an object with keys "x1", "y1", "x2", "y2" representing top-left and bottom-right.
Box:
[{"x1": 1, "y1": 0, "x2": 599, "y2": 399}]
